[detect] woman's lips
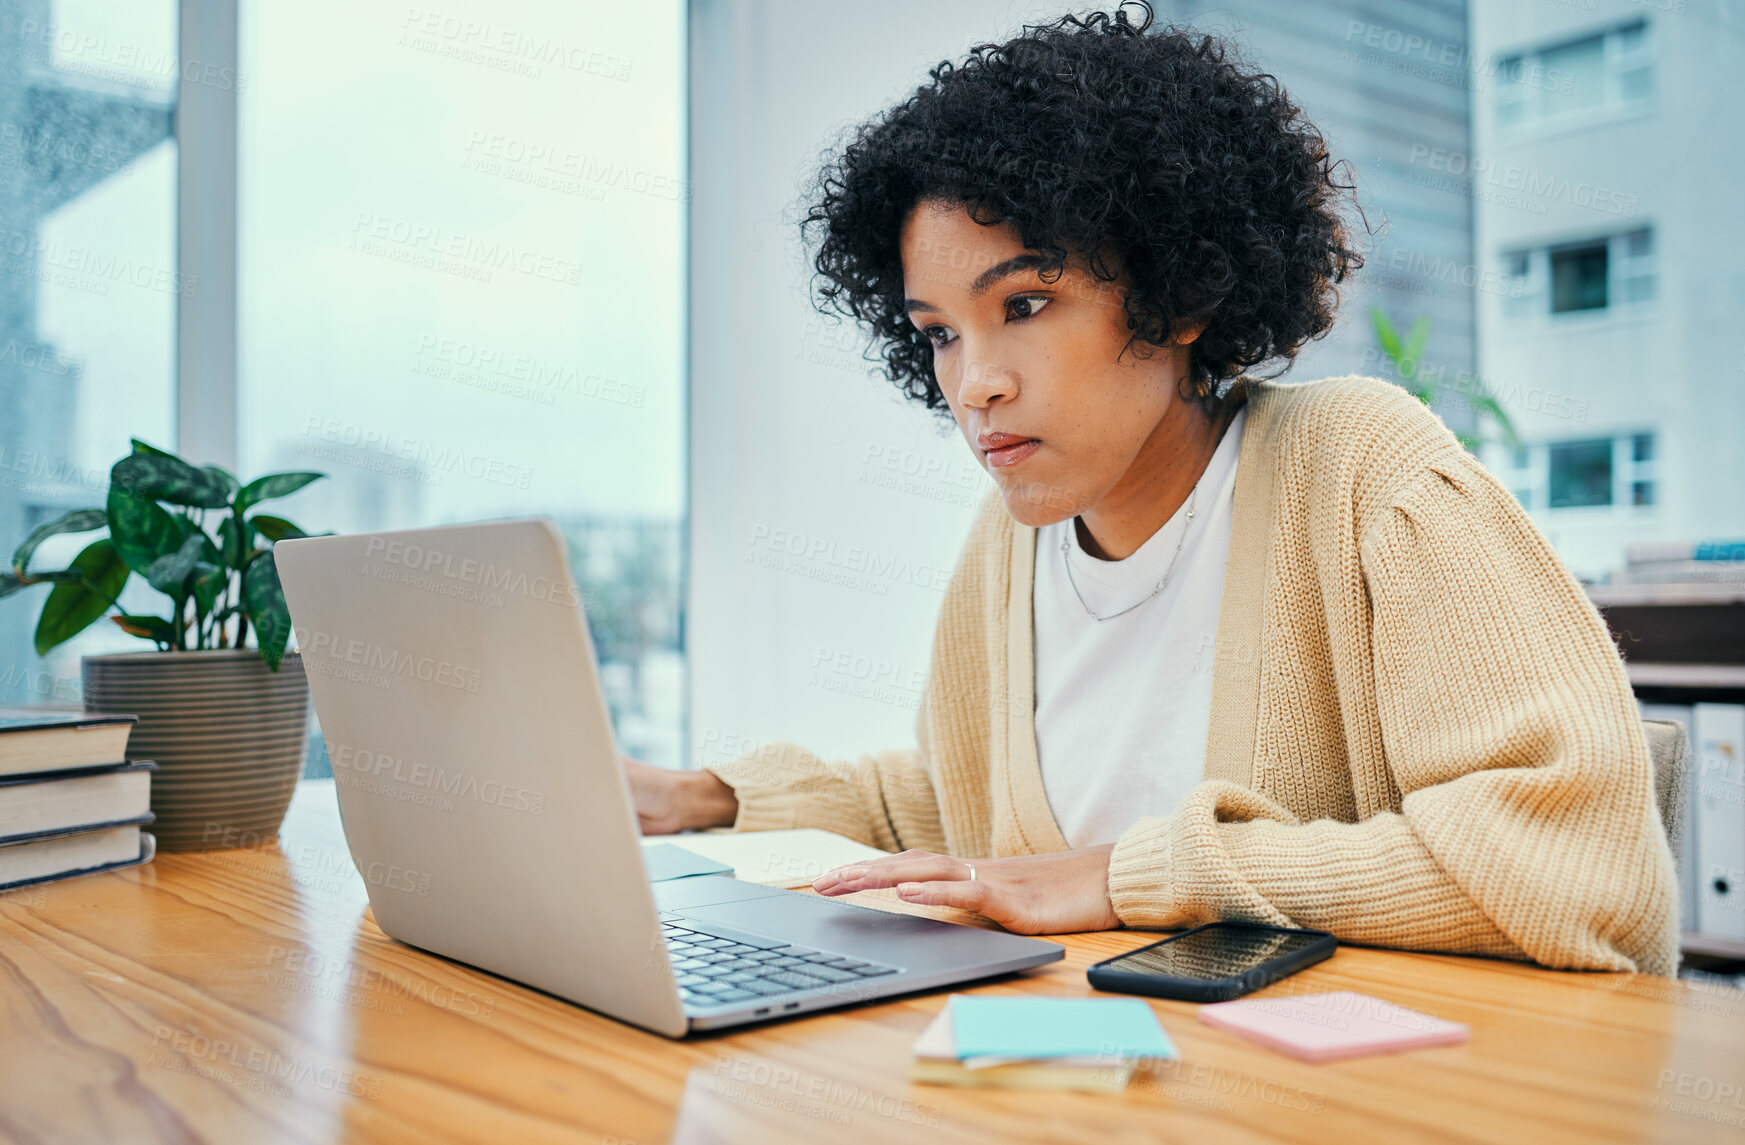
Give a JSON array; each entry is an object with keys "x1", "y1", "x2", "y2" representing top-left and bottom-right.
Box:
[{"x1": 984, "y1": 438, "x2": 1041, "y2": 469}]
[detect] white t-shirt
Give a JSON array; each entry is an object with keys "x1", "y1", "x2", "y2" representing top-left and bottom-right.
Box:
[{"x1": 1033, "y1": 404, "x2": 1248, "y2": 848}]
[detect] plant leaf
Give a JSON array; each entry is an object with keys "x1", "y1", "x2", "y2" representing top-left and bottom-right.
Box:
[
  {"x1": 242, "y1": 550, "x2": 291, "y2": 671},
  {"x1": 105, "y1": 487, "x2": 183, "y2": 576},
  {"x1": 12, "y1": 508, "x2": 107, "y2": 576},
  {"x1": 110, "y1": 614, "x2": 177, "y2": 643},
  {"x1": 190, "y1": 561, "x2": 225, "y2": 615},
  {"x1": 130, "y1": 438, "x2": 180, "y2": 459},
  {"x1": 203, "y1": 464, "x2": 241, "y2": 496},
  {"x1": 111, "y1": 452, "x2": 231, "y2": 509},
  {"x1": 1465, "y1": 388, "x2": 1521, "y2": 450},
  {"x1": 1401, "y1": 315, "x2": 1431, "y2": 378},
  {"x1": 34, "y1": 539, "x2": 129, "y2": 655},
  {"x1": 169, "y1": 515, "x2": 224, "y2": 566},
  {"x1": 235, "y1": 471, "x2": 324, "y2": 516},
  {"x1": 2, "y1": 569, "x2": 82, "y2": 597},
  {"x1": 219, "y1": 515, "x2": 254, "y2": 569},
  {"x1": 145, "y1": 532, "x2": 206, "y2": 595},
  {"x1": 1371, "y1": 308, "x2": 1402, "y2": 365},
  {"x1": 250, "y1": 515, "x2": 308, "y2": 543}
]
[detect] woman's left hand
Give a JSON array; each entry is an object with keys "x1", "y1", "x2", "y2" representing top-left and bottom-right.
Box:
[{"x1": 811, "y1": 845, "x2": 1121, "y2": 935}]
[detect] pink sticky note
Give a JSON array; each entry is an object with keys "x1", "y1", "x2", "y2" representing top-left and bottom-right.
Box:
[{"x1": 1198, "y1": 991, "x2": 1468, "y2": 1063}]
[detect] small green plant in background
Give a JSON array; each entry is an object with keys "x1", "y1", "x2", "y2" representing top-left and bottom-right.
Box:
[
  {"x1": 0, "y1": 440, "x2": 327, "y2": 670},
  {"x1": 1371, "y1": 308, "x2": 1521, "y2": 454}
]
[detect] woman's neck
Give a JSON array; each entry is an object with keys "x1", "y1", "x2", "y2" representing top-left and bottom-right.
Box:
[{"x1": 1075, "y1": 395, "x2": 1239, "y2": 562}]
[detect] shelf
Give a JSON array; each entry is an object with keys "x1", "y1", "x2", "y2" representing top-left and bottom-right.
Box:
[
  {"x1": 1681, "y1": 931, "x2": 1745, "y2": 961},
  {"x1": 1625, "y1": 663, "x2": 1745, "y2": 690},
  {"x1": 1586, "y1": 582, "x2": 1745, "y2": 608}
]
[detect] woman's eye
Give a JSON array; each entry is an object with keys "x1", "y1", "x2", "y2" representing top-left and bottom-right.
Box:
[
  {"x1": 923, "y1": 325, "x2": 957, "y2": 348},
  {"x1": 1008, "y1": 294, "x2": 1051, "y2": 320}
]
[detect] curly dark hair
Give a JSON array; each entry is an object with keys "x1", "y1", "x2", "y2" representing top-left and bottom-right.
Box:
[{"x1": 801, "y1": 1, "x2": 1364, "y2": 417}]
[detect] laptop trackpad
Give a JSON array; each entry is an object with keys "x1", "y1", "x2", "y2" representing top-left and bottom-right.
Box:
[
  {"x1": 653, "y1": 874, "x2": 791, "y2": 911},
  {"x1": 678, "y1": 893, "x2": 1009, "y2": 970}
]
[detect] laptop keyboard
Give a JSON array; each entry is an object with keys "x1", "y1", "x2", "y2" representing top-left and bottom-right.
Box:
[{"x1": 662, "y1": 919, "x2": 900, "y2": 1010}]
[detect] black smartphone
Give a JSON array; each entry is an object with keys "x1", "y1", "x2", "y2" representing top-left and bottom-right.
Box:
[{"x1": 1087, "y1": 921, "x2": 1336, "y2": 1003}]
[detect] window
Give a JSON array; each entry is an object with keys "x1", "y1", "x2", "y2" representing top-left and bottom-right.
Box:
[
  {"x1": 1551, "y1": 242, "x2": 1608, "y2": 313},
  {"x1": 1495, "y1": 20, "x2": 1654, "y2": 133},
  {"x1": 0, "y1": 1, "x2": 179, "y2": 705},
  {"x1": 1549, "y1": 439, "x2": 1614, "y2": 508},
  {"x1": 237, "y1": 0, "x2": 687, "y2": 769},
  {"x1": 1501, "y1": 247, "x2": 1544, "y2": 320},
  {"x1": 1617, "y1": 228, "x2": 1655, "y2": 303},
  {"x1": 1501, "y1": 228, "x2": 1655, "y2": 322},
  {"x1": 1539, "y1": 34, "x2": 1607, "y2": 116},
  {"x1": 1520, "y1": 432, "x2": 1657, "y2": 515}
]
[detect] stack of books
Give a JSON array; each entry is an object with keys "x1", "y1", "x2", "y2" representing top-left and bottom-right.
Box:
[
  {"x1": 0, "y1": 710, "x2": 156, "y2": 893},
  {"x1": 1615, "y1": 540, "x2": 1745, "y2": 585},
  {"x1": 910, "y1": 994, "x2": 1177, "y2": 1092}
]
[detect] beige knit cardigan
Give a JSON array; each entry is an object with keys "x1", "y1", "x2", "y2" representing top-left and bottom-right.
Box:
[{"x1": 706, "y1": 374, "x2": 1679, "y2": 977}]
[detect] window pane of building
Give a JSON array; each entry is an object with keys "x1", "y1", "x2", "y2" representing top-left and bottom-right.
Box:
[
  {"x1": 1551, "y1": 244, "x2": 1608, "y2": 313},
  {"x1": 237, "y1": 1, "x2": 687, "y2": 769},
  {"x1": 1539, "y1": 34, "x2": 1606, "y2": 116},
  {"x1": 1548, "y1": 439, "x2": 1615, "y2": 508},
  {"x1": 0, "y1": 0, "x2": 178, "y2": 705}
]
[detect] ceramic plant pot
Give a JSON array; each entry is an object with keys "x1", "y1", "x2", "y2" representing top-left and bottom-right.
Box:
[{"x1": 82, "y1": 650, "x2": 311, "y2": 851}]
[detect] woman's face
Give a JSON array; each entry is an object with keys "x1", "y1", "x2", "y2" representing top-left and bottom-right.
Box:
[{"x1": 898, "y1": 199, "x2": 1198, "y2": 529}]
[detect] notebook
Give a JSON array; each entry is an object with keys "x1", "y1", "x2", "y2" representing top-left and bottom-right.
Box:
[{"x1": 641, "y1": 828, "x2": 889, "y2": 888}]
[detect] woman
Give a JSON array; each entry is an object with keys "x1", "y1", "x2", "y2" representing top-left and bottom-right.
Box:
[{"x1": 626, "y1": 4, "x2": 1677, "y2": 975}]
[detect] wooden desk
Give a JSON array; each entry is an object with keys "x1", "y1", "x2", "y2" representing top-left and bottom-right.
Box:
[{"x1": 3, "y1": 781, "x2": 1742, "y2": 1145}]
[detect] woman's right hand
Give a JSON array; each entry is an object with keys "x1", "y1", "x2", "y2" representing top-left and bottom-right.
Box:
[{"x1": 621, "y1": 756, "x2": 739, "y2": 835}]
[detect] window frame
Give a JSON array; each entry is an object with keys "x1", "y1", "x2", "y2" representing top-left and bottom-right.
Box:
[
  {"x1": 175, "y1": 0, "x2": 240, "y2": 468},
  {"x1": 1499, "y1": 226, "x2": 1657, "y2": 327},
  {"x1": 1507, "y1": 431, "x2": 1660, "y2": 519},
  {"x1": 1493, "y1": 18, "x2": 1656, "y2": 139}
]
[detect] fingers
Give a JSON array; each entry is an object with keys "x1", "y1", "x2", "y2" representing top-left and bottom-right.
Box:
[
  {"x1": 894, "y1": 878, "x2": 993, "y2": 914},
  {"x1": 813, "y1": 852, "x2": 969, "y2": 895}
]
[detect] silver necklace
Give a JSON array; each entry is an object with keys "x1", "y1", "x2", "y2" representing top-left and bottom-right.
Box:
[{"x1": 1061, "y1": 480, "x2": 1199, "y2": 622}]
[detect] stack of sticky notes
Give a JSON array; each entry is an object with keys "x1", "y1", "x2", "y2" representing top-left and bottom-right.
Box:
[
  {"x1": 910, "y1": 995, "x2": 1177, "y2": 1091},
  {"x1": 1198, "y1": 991, "x2": 1468, "y2": 1062}
]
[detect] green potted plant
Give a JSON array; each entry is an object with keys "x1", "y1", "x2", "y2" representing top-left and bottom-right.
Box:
[
  {"x1": 1371, "y1": 308, "x2": 1521, "y2": 453},
  {"x1": 1, "y1": 439, "x2": 326, "y2": 851}
]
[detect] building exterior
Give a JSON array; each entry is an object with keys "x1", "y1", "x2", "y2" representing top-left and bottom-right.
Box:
[
  {"x1": 1470, "y1": 0, "x2": 1745, "y2": 580},
  {"x1": 1160, "y1": 0, "x2": 1479, "y2": 419}
]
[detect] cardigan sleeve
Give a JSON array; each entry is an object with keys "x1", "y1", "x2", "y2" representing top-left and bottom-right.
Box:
[
  {"x1": 701, "y1": 696, "x2": 949, "y2": 853},
  {"x1": 1105, "y1": 448, "x2": 1680, "y2": 976}
]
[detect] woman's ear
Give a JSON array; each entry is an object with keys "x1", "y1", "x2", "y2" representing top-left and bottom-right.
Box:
[{"x1": 1172, "y1": 316, "x2": 1210, "y2": 345}]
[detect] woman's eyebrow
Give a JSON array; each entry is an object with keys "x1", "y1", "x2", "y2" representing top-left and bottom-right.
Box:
[{"x1": 905, "y1": 253, "x2": 1052, "y2": 315}]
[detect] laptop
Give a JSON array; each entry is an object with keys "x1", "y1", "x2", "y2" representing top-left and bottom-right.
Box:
[{"x1": 275, "y1": 518, "x2": 1063, "y2": 1036}]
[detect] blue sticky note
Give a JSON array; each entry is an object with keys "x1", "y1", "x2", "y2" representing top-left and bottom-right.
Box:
[{"x1": 950, "y1": 995, "x2": 1177, "y2": 1061}]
